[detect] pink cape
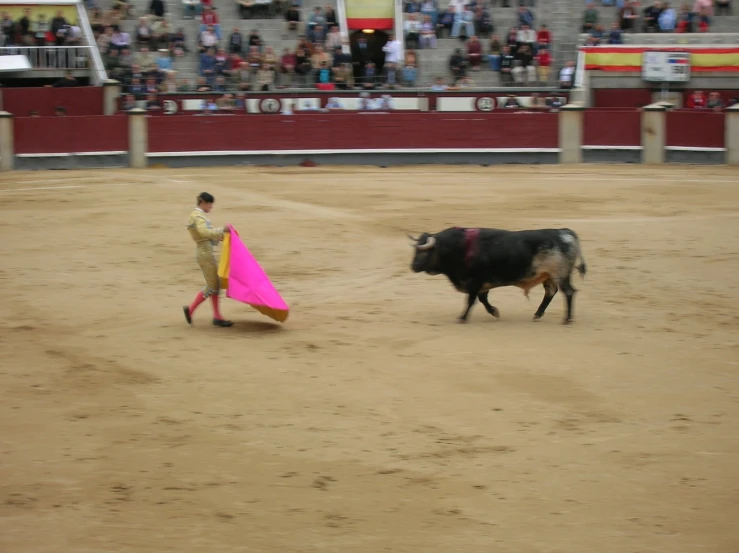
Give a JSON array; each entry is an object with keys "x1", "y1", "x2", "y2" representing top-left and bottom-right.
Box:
[{"x1": 225, "y1": 225, "x2": 289, "y2": 323}]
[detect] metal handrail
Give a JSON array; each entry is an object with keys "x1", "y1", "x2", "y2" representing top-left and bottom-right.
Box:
[{"x1": 0, "y1": 46, "x2": 94, "y2": 71}]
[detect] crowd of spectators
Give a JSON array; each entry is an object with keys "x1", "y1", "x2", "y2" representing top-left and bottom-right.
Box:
[
  {"x1": 403, "y1": 1, "x2": 557, "y2": 87},
  {"x1": 582, "y1": 0, "x2": 733, "y2": 42}
]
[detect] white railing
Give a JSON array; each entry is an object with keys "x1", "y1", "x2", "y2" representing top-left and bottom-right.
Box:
[
  {"x1": 0, "y1": 46, "x2": 94, "y2": 71},
  {"x1": 394, "y1": 0, "x2": 405, "y2": 62},
  {"x1": 335, "y1": 0, "x2": 351, "y2": 55},
  {"x1": 76, "y1": 0, "x2": 107, "y2": 84}
]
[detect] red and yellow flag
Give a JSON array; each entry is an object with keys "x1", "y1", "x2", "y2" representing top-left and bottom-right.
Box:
[
  {"x1": 345, "y1": 0, "x2": 394, "y2": 30},
  {"x1": 582, "y1": 46, "x2": 739, "y2": 72}
]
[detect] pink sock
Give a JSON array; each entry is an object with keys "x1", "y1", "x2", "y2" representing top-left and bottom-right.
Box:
[{"x1": 189, "y1": 291, "x2": 206, "y2": 315}]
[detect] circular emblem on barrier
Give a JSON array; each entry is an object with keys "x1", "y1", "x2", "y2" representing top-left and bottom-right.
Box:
[
  {"x1": 476, "y1": 97, "x2": 495, "y2": 112},
  {"x1": 163, "y1": 100, "x2": 178, "y2": 115},
  {"x1": 260, "y1": 98, "x2": 282, "y2": 113}
]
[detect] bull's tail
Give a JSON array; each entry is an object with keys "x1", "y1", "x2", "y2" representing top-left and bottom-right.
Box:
[{"x1": 565, "y1": 229, "x2": 587, "y2": 279}]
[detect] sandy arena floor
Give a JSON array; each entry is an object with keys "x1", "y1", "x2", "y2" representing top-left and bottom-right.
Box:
[{"x1": 0, "y1": 164, "x2": 738, "y2": 553}]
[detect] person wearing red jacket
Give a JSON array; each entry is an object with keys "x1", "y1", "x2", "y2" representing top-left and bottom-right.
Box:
[
  {"x1": 535, "y1": 47, "x2": 552, "y2": 84},
  {"x1": 201, "y1": 6, "x2": 221, "y2": 40},
  {"x1": 687, "y1": 90, "x2": 707, "y2": 109}
]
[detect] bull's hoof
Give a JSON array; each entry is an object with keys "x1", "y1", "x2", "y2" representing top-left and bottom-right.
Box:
[
  {"x1": 489, "y1": 307, "x2": 500, "y2": 318},
  {"x1": 562, "y1": 318, "x2": 573, "y2": 325},
  {"x1": 457, "y1": 317, "x2": 468, "y2": 324},
  {"x1": 532, "y1": 314, "x2": 542, "y2": 321}
]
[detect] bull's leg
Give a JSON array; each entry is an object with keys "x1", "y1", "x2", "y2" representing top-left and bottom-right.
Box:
[
  {"x1": 558, "y1": 276, "x2": 577, "y2": 324},
  {"x1": 478, "y1": 291, "x2": 500, "y2": 318},
  {"x1": 532, "y1": 279, "x2": 558, "y2": 321},
  {"x1": 459, "y1": 285, "x2": 481, "y2": 323}
]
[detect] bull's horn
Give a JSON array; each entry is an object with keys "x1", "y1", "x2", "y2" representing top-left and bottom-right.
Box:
[
  {"x1": 407, "y1": 233, "x2": 419, "y2": 242},
  {"x1": 417, "y1": 236, "x2": 436, "y2": 251}
]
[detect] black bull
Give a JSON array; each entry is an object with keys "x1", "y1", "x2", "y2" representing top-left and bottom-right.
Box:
[{"x1": 408, "y1": 227, "x2": 587, "y2": 324}]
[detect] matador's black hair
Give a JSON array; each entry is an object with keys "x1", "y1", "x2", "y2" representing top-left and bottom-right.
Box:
[{"x1": 197, "y1": 192, "x2": 215, "y2": 204}]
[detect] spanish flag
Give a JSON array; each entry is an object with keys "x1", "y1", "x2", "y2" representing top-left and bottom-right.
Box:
[
  {"x1": 582, "y1": 46, "x2": 739, "y2": 72},
  {"x1": 217, "y1": 225, "x2": 289, "y2": 323},
  {"x1": 345, "y1": 0, "x2": 394, "y2": 30}
]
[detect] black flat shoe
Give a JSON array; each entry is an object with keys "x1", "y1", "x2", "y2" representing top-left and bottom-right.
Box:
[
  {"x1": 213, "y1": 318, "x2": 234, "y2": 327},
  {"x1": 183, "y1": 306, "x2": 192, "y2": 325}
]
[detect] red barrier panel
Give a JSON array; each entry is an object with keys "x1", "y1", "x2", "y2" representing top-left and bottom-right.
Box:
[
  {"x1": 583, "y1": 110, "x2": 641, "y2": 147},
  {"x1": 14, "y1": 115, "x2": 128, "y2": 154},
  {"x1": 3, "y1": 86, "x2": 104, "y2": 117},
  {"x1": 666, "y1": 110, "x2": 725, "y2": 148},
  {"x1": 593, "y1": 89, "x2": 653, "y2": 108},
  {"x1": 147, "y1": 112, "x2": 559, "y2": 153}
]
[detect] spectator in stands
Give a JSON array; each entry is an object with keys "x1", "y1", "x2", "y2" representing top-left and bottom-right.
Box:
[
  {"x1": 506, "y1": 27, "x2": 519, "y2": 56},
  {"x1": 696, "y1": 5, "x2": 711, "y2": 31},
  {"x1": 156, "y1": 48, "x2": 173, "y2": 74},
  {"x1": 248, "y1": 29, "x2": 262, "y2": 51},
  {"x1": 642, "y1": 1, "x2": 663, "y2": 31},
  {"x1": 474, "y1": 5, "x2": 493, "y2": 37},
  {"x1": 326, "y1": 26, "x2": 342, "y2": 50},
  {"x1": 178, "y1": 78, "x2": 192, "y2": 91},
  {"x1": 535, "y1": 45, "x2": 551, "y2": 83},
  {"x1": 52, "y1": 70, "x2": 79, "y2": 87},
  {"x1": 332, "y1": 45, "x2": 352, "y2": 88},
  {"x1": 160, "y1": 70, "x2": 179, "y2": 92},
  {"x1": 420, "y1": 0, "x2": 438, "y2": 28},
  {"x1": 513, "y1": 45, "x2": 536, "y2": 84},
  {"x1": 213, "y1": 75, "x2": 227, "y2": 92},
  {"x1": 618, "y1": 1, "x2": 639, "y2": 31},
  {"x1": 238, "y1": 0, "x2": 255, "y2": 19},
  {"x1": 136, "y1": 16, "x2": 152, "y2": 46},
  {"x1": 111, "y1": 26, "x2": 131, "y2": 51},
  {"x1": 235, "y1": 61, "x2": 251, "y2": 89},
  {"x1": 247, "y1": 44, "x2": 262, "y2": 77},
  {"x1": 403, "y1": 49, "x2": 417, "y2": 86},
  {"x1": 518, "y1": 5, "x2": 534, "y2": 27},
  {"x1": 137, "y1": 46, "x2": 157, "y2": 72},
  {"x1": 50, "y1": 10, "x2": 68, "y2": 46},
  {"x1": 659, "y1": 2, "x2": 677, "y2": 29},
  {"x1": 536, "y1": 24, "x2": 550, "y2": 50},
  {"x1": 228, "y1": 27, "x2": 243, "y2": 54},
  {"x1": 448, "y1": 48, "x2": 467, "y2": 83},
  {"x1": 195, "y1": 76, "x2": 212, "y2": 91},
  {"x1": 517, "y1": 24, "x2": 536, "y2": 52},
  {"x1": 311, "y1": 44, "x2": 331, "y2": 77},
  {"x1": 488, "y1": 34, "x2": 502, "y2": 71},
  {"x1": 500, "y1": 94, "x2": 522, "y2": 109},
  {"x1": 405, "y1": 13, "x2": 421, "y2": 49},
  {"x1": 33, "y1": 13, "x2": 50, "y2": 46},
  {"x1": 582, "y1": 3, "x2": 598, "y2": 33},
  {"x1": 129, "y1": 76, "x2": 146, "y2": 97},
  {"x1": 199, "y1": 25, "x2": 218, "y2": 53},
  {"x1": 706, "y1": 92, "x2": 724, "y2": 111},
  {"x1": 263, "y1": 45, "x2": 278, "y2": 69},
  {"x1": 608, "y1": 22, "x2": 623, "y2": 43},
  {"x1": 687, "y1": 90, "x2": 706, "y2": 108},
  {"x1": 559, "y1": 60, "x2": 575, "y2": 89},
  {"x1": 121, "y1": 94, "x2": 137, "y2": 110},
  {"x1": 200, "y1": 46, "x2": 217, "y2": 84},
  {"x1": 430, "y1": 76, "x2": 447, "y2": 91},
  {"x1": 419, "y1": 15, "x2": 437, "y2": 48},
  {"x1": 1, "y1": 13, "x2": 16, "y2": 47},
  {"x1": 182, "y1": 0, "x2": 201, "y2": 19},
  {"x1": 152, "y1": 18, "x2": 172, "y2": 50},
  {"x1": 383, "y1": 31, "x2": 401, "y2": 79},
  {"x1": 295, "y1": 45, "x2": 311, "y2": 84},
  {"x1": 716, "y1": 0, "x2": 732, "y2": 15},
  {"x1": 307, "y1": 6, "x2": 326, "y2": 43},
  {"x1": 279, "y1": 47, "x2": 296, "y2": 87},
  {"x1": 214, "y1": 46, "x2": 229, "y2": 75},
  {"x1": 201, "y1": 6, "x2": 221, "y2": 40},
  {"x1": 257, "y1": 62, "x2": 275, "y2": 90},
  {"x1": 405, "y1": 0, "x2": 420, "y2": 14},
  {"x1": 466, "y1": 35, "x2": 482, "y2": 70},
  {"x1": 437, "y1": 6, "x2": 455, "y2": 37},
  {"x1": 362, "y1": 61, "x2": 379, "y2": 89},
  {"x1": 588, "y1": 24, "x2": 604, "y2": 44},
  {"x1": 171, "y1": 27, "x2": 188, "y2": 56},
  {"x1": 145, "y1": 93, "x2": 161, "y2": 111},
  {"x1": 324, "y1": 4, "x2": 337, "y2": 29},
  {"x1": 499, "y1": 45, "x2": 514, "y2": 85},
  {"x1": 150, "y1": 0, "x2": 165, "y2": 18},
  {"x1": 285, "y1": 3, "x2": 301, "y2": 37},
  {"x1": 451, "y1": 4, "x2": 475, "y2": 40},
  {"x1": 17, "y1": 8, "x2": 33, "y2": 45}
]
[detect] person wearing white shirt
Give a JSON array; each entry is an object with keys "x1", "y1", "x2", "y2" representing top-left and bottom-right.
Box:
[
  {"x1": 559, "y1": 60, "x2": 575, "y2": 89},
  {"x1": 382, "y1": 33, "x2": 401, "y2": 87},
  {"x1": 404, "y1": 13, "x2": 422, "y2": 49}
]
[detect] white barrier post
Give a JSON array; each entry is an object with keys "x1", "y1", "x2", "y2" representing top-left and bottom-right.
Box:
[
  {"x1": 726, "y1": 104, "x2": 739, "y2": 166},
  {"x1": 0, "y1": 111, "x2": 13, "y2": 172},
  {"x1": 127, "y1": 108, "x2": 148, "y2": 169},
  {"x1": 641, "y1": 103, "x2": 666, "y2": 165},
  {"x1": 559, "y1": 104, "x2": 584, "y2": 164},
  {"x1": 103, "y1": 79, "x2": 122, "y2": 116}
]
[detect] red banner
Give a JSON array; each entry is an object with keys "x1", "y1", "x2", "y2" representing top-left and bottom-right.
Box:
[
  {"x1": 666, "y1": 110, "x2": 725, "y2": 148},
  {"x1": 14, "y1": 115, "x2": 128, "y2": 154},
  {"x1": 147, "y1": 112, "x2": 559, "y2": 153}
]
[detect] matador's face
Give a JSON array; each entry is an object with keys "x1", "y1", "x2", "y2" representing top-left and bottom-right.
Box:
[{"x1": 200, "y1": 202, "x2": 213, "y2": 213}]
